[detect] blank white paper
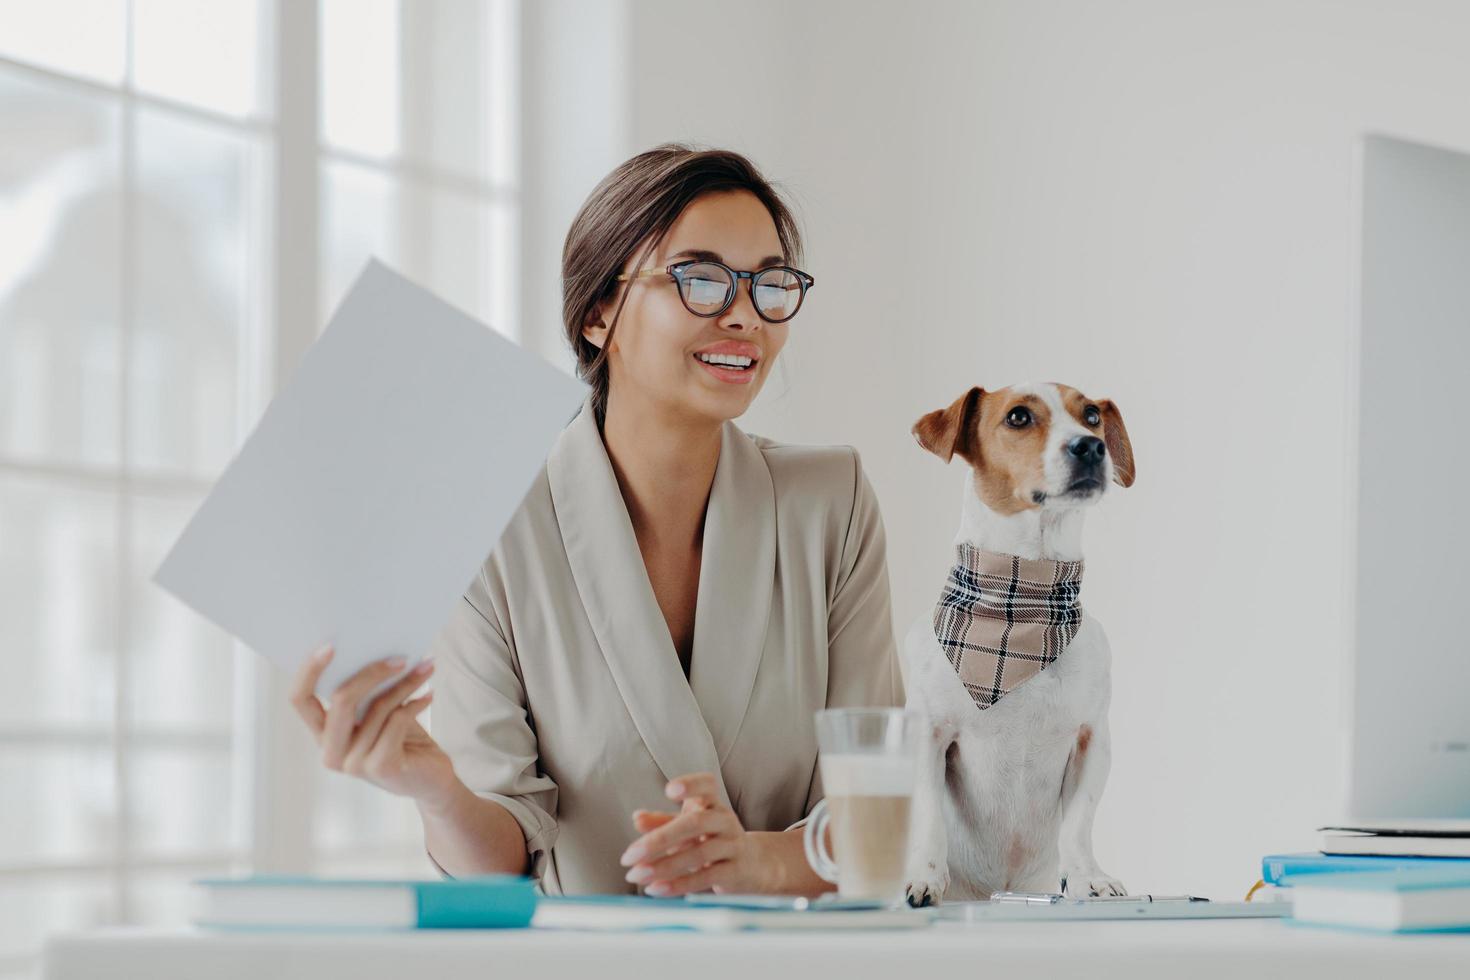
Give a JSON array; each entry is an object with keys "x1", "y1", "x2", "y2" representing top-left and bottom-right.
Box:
[{"x1": 154, "y1": 259, "x2": 588, "y2": 699}]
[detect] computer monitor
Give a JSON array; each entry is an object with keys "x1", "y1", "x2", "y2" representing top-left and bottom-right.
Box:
[{"x1": 1347, "y1": 134, "x2": 1470, "y2": 826}]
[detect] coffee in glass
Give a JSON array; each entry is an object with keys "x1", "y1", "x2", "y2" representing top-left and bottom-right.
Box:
[{"x1": 802, "y1": 708, "x2": 919, "y2": 903}]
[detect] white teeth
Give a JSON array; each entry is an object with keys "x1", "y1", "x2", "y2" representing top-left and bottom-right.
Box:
[{"x1": 696, "y1": 352, "x2": 754, "y2": 368}]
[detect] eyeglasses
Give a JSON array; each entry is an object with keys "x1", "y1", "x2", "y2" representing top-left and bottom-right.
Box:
[{"x1": 615, "y1": 259, "x2": 815, "y2": 323}]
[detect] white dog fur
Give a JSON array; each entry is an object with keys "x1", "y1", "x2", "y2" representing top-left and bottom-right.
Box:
[{"x1": 902, "y1": 382, "x2": 1135, "y2": 906}]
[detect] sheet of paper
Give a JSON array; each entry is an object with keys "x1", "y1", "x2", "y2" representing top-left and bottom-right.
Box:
[{"x1": 155, "y1": 258, "x2": 588, "y2": 699}]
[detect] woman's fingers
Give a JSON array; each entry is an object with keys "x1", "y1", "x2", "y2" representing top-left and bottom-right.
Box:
[
  {"x1": 624, "y1": 775, "x2": 750, "y2": 896},
  {"x1": 289, "y1": 644, "x2": 334, "y2": 737},
  {"x1": 628, "y1": 836, "x2": 735, "y2": 887},
  {"x1": 643, "y1": 862, "x2": 727, "y2": 898},
  {"x1": 620, "y1": 807, "x2": 730, "y2": 867},
  {"x1": 341, "y1": 660, "x2": 435, "y2": 775},
  {"x1": 632, "y1": 810, "x2": 677, "y2": 834},
  {"x1": 361, "y1": 694, "x2": 434, "y2": 777},
  {"x1": 665, "y1": 772, "x2": 719, "y2": 809},
  {"x1": 319, "y1": 656, "x2": 409, "y2": 770}
]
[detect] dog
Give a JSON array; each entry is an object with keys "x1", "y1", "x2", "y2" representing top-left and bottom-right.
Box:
[{"x1": 900, "y1": 382, "x2": 1135, "y2": 906}]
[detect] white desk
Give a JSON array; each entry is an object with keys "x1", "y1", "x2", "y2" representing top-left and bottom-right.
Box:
[{"x1": 41, "y1": 919, "x2": 1470, "y2": 980}]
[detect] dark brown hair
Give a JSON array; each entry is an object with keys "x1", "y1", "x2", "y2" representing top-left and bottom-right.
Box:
[{"x1": 561, "y1": 143, "x2": 803, "y2": 422}]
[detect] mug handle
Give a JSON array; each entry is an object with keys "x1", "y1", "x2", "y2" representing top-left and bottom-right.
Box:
[{"x1": 801, "y1": 799, "x2": 839, "y2": 884}]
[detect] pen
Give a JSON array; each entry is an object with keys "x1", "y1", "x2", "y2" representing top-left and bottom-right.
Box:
[
  {"x1": 989, "y1": 891, "x2": 1064, "y2": 905},
  {"x1": 990, "y1": 891, "x2": 1208, "y2": 904},
  {"x1": 1084, "y1": 894, "x2": 1208, "y2": 903}
]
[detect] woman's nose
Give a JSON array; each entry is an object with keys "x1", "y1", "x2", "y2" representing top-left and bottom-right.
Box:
[{"x1": 718, "y1": 280, "x2": 763, "y2": 331}]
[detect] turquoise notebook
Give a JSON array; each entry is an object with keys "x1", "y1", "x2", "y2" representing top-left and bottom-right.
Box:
[
  {"x1": 193, "y1": 874, "x2": 537, "y2": 930},
  {"x1": 1264, "y1": 852, "x2": 1470, "y2": 885}
]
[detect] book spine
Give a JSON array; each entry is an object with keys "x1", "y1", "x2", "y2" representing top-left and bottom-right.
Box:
[
  {"x1": 413, "y1": 881, "x2": 538, "y2": 929},
  {"x1": 1265, "y1": 854, "x2": 1470, "y2": 885}
]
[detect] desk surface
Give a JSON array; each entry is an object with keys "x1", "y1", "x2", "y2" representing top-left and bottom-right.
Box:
[{"x1": 42, "y1": 919, "x2": 1470, "y2": 980}]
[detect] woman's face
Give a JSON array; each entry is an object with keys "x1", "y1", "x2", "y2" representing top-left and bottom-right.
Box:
[{"x1": 584, "y1": 190, "x2": 791, "y2": 426}]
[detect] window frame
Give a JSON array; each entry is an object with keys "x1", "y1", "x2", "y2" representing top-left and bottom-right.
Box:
[{"x1": 0, "y1": 0, "x2": 521, "y2": 970}]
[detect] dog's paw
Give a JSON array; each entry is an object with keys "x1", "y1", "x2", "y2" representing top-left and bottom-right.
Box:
[
  {"x1": 904, "y1": 865, "x2": 949, "y2": 907},
  {"x1": 904, "y1": 879, "x2": 944, "y2": 908},
  {"x1": 1061, "y1": 870, "x2": 1126, "y2": 898}
]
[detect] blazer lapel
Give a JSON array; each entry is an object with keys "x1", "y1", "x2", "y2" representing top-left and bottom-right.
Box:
[
  {"x1": 688, "y1": 420, "x2": 776, "y2": 769},
  {"x1": 546, "y1": 400, "x2": 727, "y2": 800}
]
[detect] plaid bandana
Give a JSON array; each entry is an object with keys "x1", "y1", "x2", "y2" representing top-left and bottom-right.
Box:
[{"x1": 933, "y1": 544, "x2": 1085, "y2": 710}]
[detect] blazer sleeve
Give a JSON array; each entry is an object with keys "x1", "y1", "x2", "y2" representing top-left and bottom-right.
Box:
[
  {"x1": 826, "y1": 448, "x2": 904, "y2": 711},
  {"x1": 787, "y1": 449, "x2": 904, "y2": 831},
  {"x1": 425, "y1": 568, "x2": 559, "y2": 881}
]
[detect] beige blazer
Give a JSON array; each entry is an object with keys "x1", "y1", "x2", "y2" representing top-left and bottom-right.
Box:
[{"x1": 428, "y1": 398, "x2": 902, "y2": 895}]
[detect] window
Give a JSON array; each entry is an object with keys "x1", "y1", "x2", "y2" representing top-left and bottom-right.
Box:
[{"x1": 0, "y1": 2, "x2": 519, "y2": 974}]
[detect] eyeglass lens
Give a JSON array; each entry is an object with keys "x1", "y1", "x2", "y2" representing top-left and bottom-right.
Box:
[{"x1": 679, "y1": 262, "x2": 803, "y2": 321}]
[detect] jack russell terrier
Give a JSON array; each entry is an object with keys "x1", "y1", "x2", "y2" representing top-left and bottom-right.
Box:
[{"x1": 901, "y1": 382, "x2": 1136, "y2": 906}]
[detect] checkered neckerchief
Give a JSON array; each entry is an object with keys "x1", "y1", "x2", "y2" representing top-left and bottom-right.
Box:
[{"x1": 933, "y1": 544, "x2": 1084, "y2": 710}]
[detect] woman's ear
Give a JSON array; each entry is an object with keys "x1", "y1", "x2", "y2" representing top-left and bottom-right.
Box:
[{"x1": 582, "y1": 319, "x2": 609, "y2": 351}]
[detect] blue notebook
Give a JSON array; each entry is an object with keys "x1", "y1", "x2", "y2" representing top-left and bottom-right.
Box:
[
  {"x1": 1264, "y1": 852, "x2": 1470, "y2": 885},
  {"x1": 192, "y1": 875, "x2": 537, "y2": 930},
  {"x1": 1289, "y1": 867, "x2": 1470, "y2": 933}
]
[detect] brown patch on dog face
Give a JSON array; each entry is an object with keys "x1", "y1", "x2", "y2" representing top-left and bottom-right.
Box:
[
  {"x1": 1057, "y1": 385, "x2": 1136, "y2": 488},
  {"x1": 968, "y1": 388, "x2": 1050, "y2": 514},
  {"x1": 1055, "y1": 385, "x2": 1099, "y2": 430}
]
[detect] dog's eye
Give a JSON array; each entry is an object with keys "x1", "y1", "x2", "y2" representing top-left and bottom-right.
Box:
[
  {"x1": 1083, "y1": 405, "x2": 1101, "y2": 427},
  {"x1": 1005, "y1": 406, "x2": 1032, "y2": 428}
]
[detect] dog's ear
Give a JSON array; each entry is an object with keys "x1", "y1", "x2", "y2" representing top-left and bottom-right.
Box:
[
  {"x1": 912, "y1": 387, "x2": 984, "y2": 464},
  {"x1": 1099, "y1": 399, "x2": 1135, "y2": 487}
]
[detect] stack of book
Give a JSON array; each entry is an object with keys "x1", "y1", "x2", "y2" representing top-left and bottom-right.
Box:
[{"x1": 1261, "y1": 851, "x2": 1470, "y2": 933}]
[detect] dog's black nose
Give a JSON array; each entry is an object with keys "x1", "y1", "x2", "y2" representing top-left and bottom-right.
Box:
[{"x1": 1068, "y1": 435, "x2": 1106, "y2": 464}]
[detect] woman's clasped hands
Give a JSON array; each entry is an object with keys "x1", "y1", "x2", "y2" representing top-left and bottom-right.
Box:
[{"x1": 621, "y1": 772, "x2": 774, "y2": 897}]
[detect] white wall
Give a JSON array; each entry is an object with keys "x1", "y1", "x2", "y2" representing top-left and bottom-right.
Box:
[
  {"x1": 519, "y1": 0, "x2": 633, "y2": 369},
  {"x1": 617, "y1": 0, "x2": 1470, "y2": 899}
]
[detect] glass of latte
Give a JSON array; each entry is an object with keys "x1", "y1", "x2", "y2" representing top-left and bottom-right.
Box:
[{"x1": 802, "y1": 707, "x2": 919, "y2": 904}]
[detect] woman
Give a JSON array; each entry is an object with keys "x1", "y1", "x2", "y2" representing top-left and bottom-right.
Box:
[{"x1": 289, "y1": 144, "x2": 901, "y2": 897}]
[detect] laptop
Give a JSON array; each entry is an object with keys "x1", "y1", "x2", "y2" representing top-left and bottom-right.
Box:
[{"x1": 1345, "y1": 135, "x2": 1470, "y2": 834}]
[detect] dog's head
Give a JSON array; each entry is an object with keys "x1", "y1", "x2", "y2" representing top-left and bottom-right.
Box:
[{"x1": 912, "y1": 382, "x2": 1135, "y2": 514}]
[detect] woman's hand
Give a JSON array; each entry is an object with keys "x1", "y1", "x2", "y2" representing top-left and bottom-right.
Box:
[
  {"x1": 619, "y1": 772, "x2": 775, "y2": 897},
  {"x1": 289, "y1": 644, "x2": 461, "y2": 811}
]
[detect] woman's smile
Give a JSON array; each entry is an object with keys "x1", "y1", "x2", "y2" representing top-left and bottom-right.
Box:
[{"x1": 692, "y1": 339, "x2": 762, "y2": 385}]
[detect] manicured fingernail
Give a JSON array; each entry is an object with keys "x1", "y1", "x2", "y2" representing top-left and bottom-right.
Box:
[
  {"x1": 315, "y1": 645, "x2": 334, "y2": 662},
  {"x1": 413, "y1": 658, "x2": 435, "y2": 675},
  {"x1": 385, "y1": 656, "x2": 407, "y2": 669},
  {"x1": 620, "y1": 846, "x2": 645, "y2": 866},
  {"x1": 666, "y1": 782, "x2": 683, "y2": 799},
  {"x1": 625, "y1": 866, "x2": 652, "y2": 884},
  {"x1": 645, "y1": 883, "x2": 670, "y2": 896}
]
